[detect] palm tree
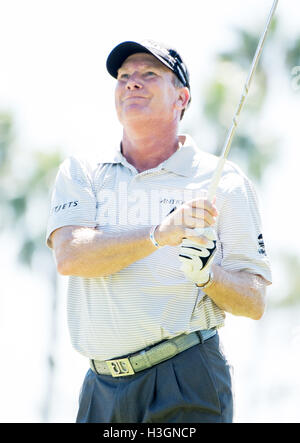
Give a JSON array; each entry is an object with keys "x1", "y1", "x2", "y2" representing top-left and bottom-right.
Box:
[
  {"x1": 0, "y1": 112, "x2": 64, "y2": 421},
  {"x1": 183, "y1": 21, "x2": 279, "y2": 183}
]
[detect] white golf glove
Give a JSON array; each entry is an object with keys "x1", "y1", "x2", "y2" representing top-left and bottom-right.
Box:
[{"x1": 179, "y1": 227, "x2": 217, "y2": 286}]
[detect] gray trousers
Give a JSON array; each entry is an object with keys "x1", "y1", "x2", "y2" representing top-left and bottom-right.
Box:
[{"x1": 76, "y1": 332, "x2": 234, "y2": 423}]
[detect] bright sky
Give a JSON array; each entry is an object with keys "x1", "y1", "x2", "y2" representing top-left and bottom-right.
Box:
[
  {"x1": 0, "y1": 0, "x2": 297, "y2": 152},
  {"x1": 0, "y1": 0, "x2": 299, "y2": 253},
  {"x1": 0, "y1": 0, "x2": 299, "y2": 422}
]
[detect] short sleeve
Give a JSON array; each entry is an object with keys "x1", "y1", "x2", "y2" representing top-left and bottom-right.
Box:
[
  {"x1": 217, "y1": 169, "x2": 272, "y2": 284},
  {"x1": 46, "y1": 156, "x2": 97, "y2": 248}
]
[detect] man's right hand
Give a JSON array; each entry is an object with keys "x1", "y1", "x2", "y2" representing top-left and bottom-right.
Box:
[{"x1": 155, "y1": 197, "x2": 218, "y2": 247}]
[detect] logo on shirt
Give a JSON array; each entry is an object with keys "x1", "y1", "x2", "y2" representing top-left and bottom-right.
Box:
[
  {"x1": 258, "y1": 234, "x2": 266, "y2": 255},
  {"x1": 160, "y1": 198, "x2": 184, "y2": 206},
  {"x1": 51, "y1": 201, "x2": 78, "y2": 214}
]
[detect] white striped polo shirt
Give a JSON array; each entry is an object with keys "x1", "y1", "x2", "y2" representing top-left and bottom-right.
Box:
[{"x1": 46, "y1": 134, "x2": 272, "y2": 361}]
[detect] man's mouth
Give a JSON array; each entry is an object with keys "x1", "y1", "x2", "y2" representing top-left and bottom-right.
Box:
[{"x1": 123, "y1": 96, "x2": 148, "y2": 101}]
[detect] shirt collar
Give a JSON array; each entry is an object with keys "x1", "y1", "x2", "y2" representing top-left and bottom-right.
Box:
[
  {"x1": 161, "y1": 134, "x2": 202, "y2": 177},
  {"x1": 98, "y1": 134, "x2": 203, "y2": 177}
]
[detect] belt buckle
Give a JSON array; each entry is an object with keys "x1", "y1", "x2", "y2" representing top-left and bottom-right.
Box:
[{"x1": 106, "y1": 358, "x2": 135, "y2": 377}]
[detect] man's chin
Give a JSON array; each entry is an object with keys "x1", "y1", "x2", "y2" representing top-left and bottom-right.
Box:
[{"x1": 120, "y1": 109, "x2": 158, "y2": 124}]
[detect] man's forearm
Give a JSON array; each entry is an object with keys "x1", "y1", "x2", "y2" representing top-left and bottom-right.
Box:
[
  {"x1": 52, "y1": 197, "x2": 219, "y2": 278},
  {"x1": 203, "y1": 264, "x2": 267, "y2": 320},
  {"x1": 53, "y1": 226, "x2": 157, "y2": 278}
]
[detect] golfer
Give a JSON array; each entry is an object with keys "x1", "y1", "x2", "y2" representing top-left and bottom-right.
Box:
[{"x1": 46, "y1": 40, "x2": 272, "y2": 423}]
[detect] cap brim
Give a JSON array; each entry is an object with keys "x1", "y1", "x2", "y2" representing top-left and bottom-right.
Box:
[{"x1": 106, "y1": 41, "x2": 155, "y2": 79}]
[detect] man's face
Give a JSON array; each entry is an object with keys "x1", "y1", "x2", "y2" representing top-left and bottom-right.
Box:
[{"x1": 115, "y1": 53, "x2": 182, "y2": 125}]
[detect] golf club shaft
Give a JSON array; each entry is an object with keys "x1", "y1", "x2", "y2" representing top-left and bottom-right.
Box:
[{"x1": 206, "y1": 0, "x2": 279, "y2": 202}]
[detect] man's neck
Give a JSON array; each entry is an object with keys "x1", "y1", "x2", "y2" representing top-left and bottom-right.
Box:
[{"x1": 121, "y1": 123, "x2": 183, "y2": 173}]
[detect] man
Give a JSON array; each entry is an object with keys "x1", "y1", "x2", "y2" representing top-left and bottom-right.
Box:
[{"x1": 46, "y1": 40, "x2": 272, "y2": 423}]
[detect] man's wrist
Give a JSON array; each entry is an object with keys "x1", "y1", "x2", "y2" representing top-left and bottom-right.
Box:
[{"x1": 196, "y1": 269, "x2": 215, "y2": 290}]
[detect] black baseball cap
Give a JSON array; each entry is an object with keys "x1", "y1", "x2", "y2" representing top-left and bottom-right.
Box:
[{"x1": 106, "y1": 39, "x2": 190, "y2": 91}]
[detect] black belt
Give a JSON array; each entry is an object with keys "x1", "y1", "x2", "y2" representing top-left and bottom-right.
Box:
[{"x1": 90, "y1": 329, "x2": 216, "y2": 377}]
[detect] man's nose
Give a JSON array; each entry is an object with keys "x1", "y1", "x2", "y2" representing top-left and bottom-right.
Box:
[{"x1": 126, "y1": 74, "x2": 143, "y2": 90}]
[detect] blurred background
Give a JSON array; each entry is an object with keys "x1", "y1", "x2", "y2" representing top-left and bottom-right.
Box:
[{"x1": 0, "y1": 0, "x2": 299, "y2": 423}]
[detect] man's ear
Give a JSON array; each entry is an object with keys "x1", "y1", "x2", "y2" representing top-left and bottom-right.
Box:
[{"x1": 175, "y1": 87, "x2": 190, "y2": 112}]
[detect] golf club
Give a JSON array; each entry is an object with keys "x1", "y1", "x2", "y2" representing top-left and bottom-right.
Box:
[{"x1": 206, "y1": 0, "x2": 279, "y2": 202}]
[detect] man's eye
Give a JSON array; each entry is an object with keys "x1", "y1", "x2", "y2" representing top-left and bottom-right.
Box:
[
  {"x1": 118, "y1": 73, "x2": 129, "y2": 80},
  {"x1": 144, "y1": 71, "x2": 156, "y2": 76}
]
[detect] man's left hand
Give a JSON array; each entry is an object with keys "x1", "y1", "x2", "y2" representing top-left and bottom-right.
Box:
[{"x1": 179, "y1": 227, "x2": 217, "y2": 286}]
